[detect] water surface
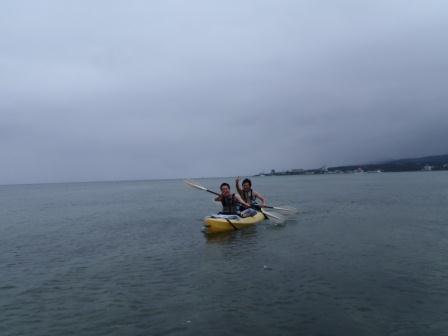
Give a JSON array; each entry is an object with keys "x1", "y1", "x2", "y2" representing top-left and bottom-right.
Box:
[{"x1": 1, "y1": 172, "x2": 448, "y2": 335}]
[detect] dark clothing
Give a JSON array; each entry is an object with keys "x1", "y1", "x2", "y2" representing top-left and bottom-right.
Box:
[
  {"x1": 221, "y1": 193, "x2": 239, "y2": 215},
  {"x1": 241, "y1": 189, "x2": 256, "y2": 204}
]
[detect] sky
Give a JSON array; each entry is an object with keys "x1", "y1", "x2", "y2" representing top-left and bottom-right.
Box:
[{"x1": 1, "y1": 0, "x2": 448, "y2": 184}]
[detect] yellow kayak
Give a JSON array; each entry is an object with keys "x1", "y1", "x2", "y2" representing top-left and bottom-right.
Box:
[{"x1": 203, "y1": 211, "x2": 266, "y2": 233}]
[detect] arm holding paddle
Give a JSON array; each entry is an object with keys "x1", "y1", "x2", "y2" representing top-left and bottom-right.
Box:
[
  {"x1": 253, "y1": 190, "x2": 267, "y2": 206},
  {"x1": 234, "y1": 193, "x2": 251, "y2": 209}
]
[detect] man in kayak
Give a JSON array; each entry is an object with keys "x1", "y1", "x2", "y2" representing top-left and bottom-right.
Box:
[
  {"x1": 214, "y1": 182, "x2": 253, "y2": 216},
  {"x1": 235, "y1": 177, "x2": 267, "y2": 210}
]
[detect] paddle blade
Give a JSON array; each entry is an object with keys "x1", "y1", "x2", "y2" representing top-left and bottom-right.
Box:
[
  {"x1": 261, "y1": 209, "x2": 286, "y2": 225},
  {"x1": 184, "y1": 180, "x2": 207, "y2": 191},
  {"x1": 272, "y1": 205, "x2": 298, "y2": 215}
]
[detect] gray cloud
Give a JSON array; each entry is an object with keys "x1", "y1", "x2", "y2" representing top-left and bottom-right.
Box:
[{"x1": 1, "y1": 0, "x2": 448, "y2": 184}]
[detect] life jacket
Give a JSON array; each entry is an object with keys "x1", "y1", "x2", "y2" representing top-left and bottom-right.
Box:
[
  {"x1": 221, "y1": 193, "x2": 239, "y2": 214},
  {"x1": 242, "y1": 189, "x2": 256, "y2": 204}
]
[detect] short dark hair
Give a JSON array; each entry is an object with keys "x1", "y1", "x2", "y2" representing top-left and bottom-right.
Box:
[
  {"x1": 242, "y1": 178, "x2": 252, "y2": 186},
  {"x1": 220, "y1": 182, "x2": 230, "y2": 190}
]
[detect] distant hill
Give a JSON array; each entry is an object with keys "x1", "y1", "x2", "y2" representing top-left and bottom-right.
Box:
[
  {"x1": 385, "y1": 154, "x2": 448, "y2": 166},
  {"x1": 328, "y1": 154, "x2": 448, "y2": 172}
]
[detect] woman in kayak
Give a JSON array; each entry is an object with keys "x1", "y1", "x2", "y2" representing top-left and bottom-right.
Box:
[
  {"x1": 214, "y1": 182, "x2": 252, "y2": 215},
  {"x1": 235, "y1": 177, "x2": 267, "y2": 210}
]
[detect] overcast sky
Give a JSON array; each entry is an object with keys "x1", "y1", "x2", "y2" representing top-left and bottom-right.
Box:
[{"x1": 1, "y1": 0, "x2": 448, "y2": 184}]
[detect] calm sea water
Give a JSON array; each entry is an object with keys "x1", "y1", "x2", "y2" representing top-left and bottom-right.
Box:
[{"x1": 1, "y1": 172, "x2": 448, "y2": 336}]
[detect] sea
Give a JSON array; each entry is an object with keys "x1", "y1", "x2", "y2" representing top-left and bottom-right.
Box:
[{"x1": 1, "y1": 172, "x2": 447, "y2": 336}]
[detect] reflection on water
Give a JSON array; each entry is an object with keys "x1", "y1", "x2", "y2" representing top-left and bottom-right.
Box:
[{"x1": 204, "y1": 225, "x2": 260, "y2": 244}]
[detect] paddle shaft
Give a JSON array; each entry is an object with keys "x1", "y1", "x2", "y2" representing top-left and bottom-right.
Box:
[
  {"x1": 260, "y1": 205, "x2": 297, "y2": 213},
  {"x1": 203, "y1": 189, "x2": 220, "y2": 196}
]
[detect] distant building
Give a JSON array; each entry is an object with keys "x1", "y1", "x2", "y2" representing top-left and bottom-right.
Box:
[
  {"x1": 271, "y1": 169, "x2": 276, "y2": 175},
  {"x1": 423, "y1": 165, "x2": 433, "y2": 171}
]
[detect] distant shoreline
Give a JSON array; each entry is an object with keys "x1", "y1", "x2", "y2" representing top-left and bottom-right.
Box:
[{"x1": 255, "y1": 153, "x2": 448, "y2": 177}]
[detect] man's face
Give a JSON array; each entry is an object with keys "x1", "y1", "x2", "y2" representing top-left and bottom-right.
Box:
[{"x1": 220, "y1": 185, "x2": 230, "y2": 197}]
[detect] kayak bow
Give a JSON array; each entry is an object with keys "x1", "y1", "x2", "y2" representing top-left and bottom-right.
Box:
[{"x1": 203, "y1": 211, "x2": 266, "y2": 233}]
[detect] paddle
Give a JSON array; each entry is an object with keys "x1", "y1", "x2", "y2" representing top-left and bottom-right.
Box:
[
  {"x1": 184, "y1": 180, "x2": 285, "y2": 224},
  {"x1": 184, "y1": 180, "x2": 220, "y2": 196},
  {"x1": 261, "y1": 205, "x2": 298, "y2": 215},
  {"x1": 260, "y1": 208, "x2": 285, "y2": 224}
]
